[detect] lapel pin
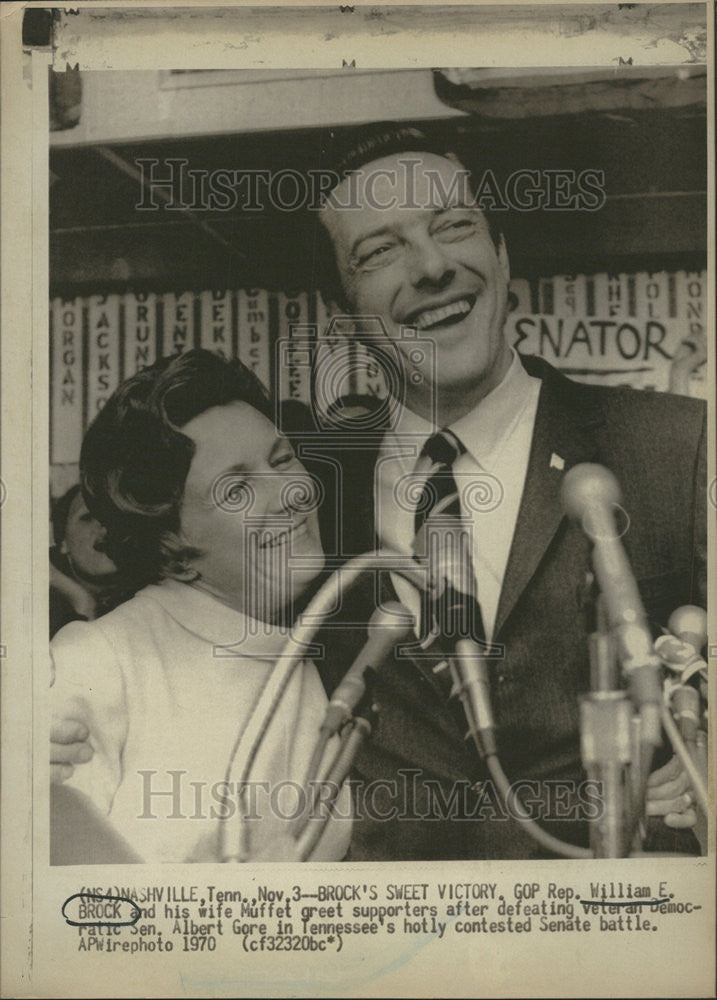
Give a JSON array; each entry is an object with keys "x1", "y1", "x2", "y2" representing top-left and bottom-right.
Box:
[{"x1": 550, "y1": 452, "x2": 565, "y2": 471}]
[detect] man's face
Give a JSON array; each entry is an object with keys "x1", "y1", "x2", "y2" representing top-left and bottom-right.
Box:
[
  {"x1": 61, "y1": 492, "x2": 117, "y2": 581},
  {"x1": 321, "y1": 152, "x2": 512, "y2": 409},
  {"x1": 179, "y1": 401, "x2": 325, "y2": 623}
]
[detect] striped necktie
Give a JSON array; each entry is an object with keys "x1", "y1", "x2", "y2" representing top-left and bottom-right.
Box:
[
  {"x1": 414, "y1": 429, "x2": 466, "y2": 535},
  {"x1": 413, "y1": 430, "x2": 487, "y2": 653}
]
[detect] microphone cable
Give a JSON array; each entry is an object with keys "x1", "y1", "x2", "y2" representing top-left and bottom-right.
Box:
[
  {"x1": 449, "y1": 640, "x2": 592, "y2": 859},
  {"x1": 219, "y1": 549, "x2": 422, "y2": 862}
]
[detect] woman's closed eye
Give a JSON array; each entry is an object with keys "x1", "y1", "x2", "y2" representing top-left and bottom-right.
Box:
[{"x1": 271, "y1": 447, "x2": 298, "y2": 469}]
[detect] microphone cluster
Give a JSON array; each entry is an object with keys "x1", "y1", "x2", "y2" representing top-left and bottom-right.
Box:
[
  {"x1": 227, "y1": 463, "x2": 707, "y2": 862},
  {"x1": 561, "y1": 463, "x2": 708, "y2": 853}
]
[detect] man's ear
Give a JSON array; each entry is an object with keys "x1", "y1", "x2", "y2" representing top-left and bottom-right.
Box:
[
  {"x1": 321, "y1": 294, "x2": 347, "y2": 326},
  {"x1": 59, "y1": 539, "x2": 68, "y2": 556}
]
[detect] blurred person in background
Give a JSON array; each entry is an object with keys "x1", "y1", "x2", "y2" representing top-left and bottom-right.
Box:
[{"x1": 50, "y1": 484, "x2": 128, "y2": 637}]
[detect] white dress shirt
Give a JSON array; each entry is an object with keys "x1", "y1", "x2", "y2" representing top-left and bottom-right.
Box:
[{"x1": 376, "y1": 350, "x2": 542, "y2": 641}]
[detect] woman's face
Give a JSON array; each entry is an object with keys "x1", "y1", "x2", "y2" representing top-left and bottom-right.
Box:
[
  {"x1": 178, "y1": 401, "x2": 325, "y2": 622},
  {"x1": 61, "y1": 491, "x2": 117, "y2": 581}
]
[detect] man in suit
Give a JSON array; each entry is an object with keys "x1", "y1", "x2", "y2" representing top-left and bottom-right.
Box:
[
  {"x1": 306, "y1": 124, "x2": 706, "y2": 860},
  {"x1": 51, "y1": 125, "x2": 706, "y2": 859}
]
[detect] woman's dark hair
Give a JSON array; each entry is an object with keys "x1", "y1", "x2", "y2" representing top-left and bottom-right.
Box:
[
  {"x1": 80, "y1": 349, "x2": 272, "y2": 590},
  {"x1": 313, "y1": 123, "x2": 504, "y2": 312}
]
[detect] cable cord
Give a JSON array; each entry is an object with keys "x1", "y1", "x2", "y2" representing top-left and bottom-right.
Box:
[
  {"x1": 220, "y1": 549, "x2": 414, "y2": 861},
  {"x1": 485, "y1": 754, "x2": 592, "y2": 860},
  {"x1": 660, "y1": 703, "x2": 709, "y2": 815}
]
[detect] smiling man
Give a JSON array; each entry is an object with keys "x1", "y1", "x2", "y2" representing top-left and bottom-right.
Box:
[
  {"x1": 322, "y1": 149, "x2": 513, "y2": 428},
  {"x1": 312, "y1": 125, "x2": 707, "y2": 860}
]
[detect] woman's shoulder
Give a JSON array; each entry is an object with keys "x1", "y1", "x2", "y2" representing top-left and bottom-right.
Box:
[{"x1": 51, "y1": 584, "x2": 164, "y2": 652}]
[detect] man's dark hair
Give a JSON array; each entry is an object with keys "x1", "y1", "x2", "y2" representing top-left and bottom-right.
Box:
[
  {"x1": 51, "y1": 483, "x2": 82, "y2": 548},
  {"x1": 80, "y1": 349, "x2": 272, "y2": 591},
  {"x1": 313, "y1": 123, "x2": 503, "y2": 311}
]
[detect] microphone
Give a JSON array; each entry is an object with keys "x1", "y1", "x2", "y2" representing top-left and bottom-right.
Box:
[
  {"x1": 420, "y1": 517, "x2": 499, "y2": 656},
  {"x1": 668, "y1": 605, "x2": 708, "y2": 652},
  {"x1": 658, "y1": 605, "x2": 708, "y2": 753},
  {"x1": 420, "y1": 518, "x2": 500, "y2": 757},
  {"x1": 322, "y1": 602, "x2": 414, "y2": 735},
  {"x1": 561, "y1": 463, "x2": 662, "y2": 745},
  {"x1": 667, "y1": 604, "x2": 707, "y2": 666},
  {"x1": 655, "y1": 604, "x2": 708, "y2": 687},
  {"x1": 295, "y1": 600, "x2": 413, "y2": 843}
]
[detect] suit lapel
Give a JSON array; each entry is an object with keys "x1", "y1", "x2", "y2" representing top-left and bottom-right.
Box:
[{"x1": 494, "y1": 359, "x2": 604, "y2": 638}]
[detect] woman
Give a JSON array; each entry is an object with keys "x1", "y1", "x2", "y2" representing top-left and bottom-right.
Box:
[
  {"x1": 51, "y1": 349, "x2": 351, "y2": 863},
  {"x1": 50, "y1": 485, "x2": 129, "y2": 637}
]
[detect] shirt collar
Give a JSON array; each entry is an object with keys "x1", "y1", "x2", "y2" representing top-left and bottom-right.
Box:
[
  {"x1": 385, "y1": 350, "x2": 540, "y2": 467},
  {"x1": 142, "y1": 578, "x2": 293, "y2": 659},
  {"x1": 451, "y1": 350, "x2": 539, "y2": 466}
]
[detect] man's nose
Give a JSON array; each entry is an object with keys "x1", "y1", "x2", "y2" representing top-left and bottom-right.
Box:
[{"x1": 407, "y1": 235, "x2": 455, "y2": 289}]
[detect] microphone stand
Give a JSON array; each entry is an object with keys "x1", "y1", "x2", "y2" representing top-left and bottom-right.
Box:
[
  {"x1": 221, "y1": 536, "x2": 707, "y2": 863},
  {"x1": 420, "y1": 516, "x2": 592, "y2": 859},
  {"x1": 219, "y1": 549, "x2": 424, "y2": 863},
  {"x1": 580, "y1": 594, "x2": 634, "y2": 858},
  {"x1": 563, "y1": 465, "x2": 709, "y2": 857},
  {"x1": 294, "y1": 697, "x2": 380, "y2": 862}
]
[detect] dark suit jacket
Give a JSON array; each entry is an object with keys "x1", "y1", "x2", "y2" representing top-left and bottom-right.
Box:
[{"x1": 295, "y1": 356, "x2": 706, "y2": 860}]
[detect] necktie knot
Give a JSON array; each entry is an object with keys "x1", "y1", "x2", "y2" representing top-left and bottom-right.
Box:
[{"x1": 421, "y1": 429, "x2": 465, "y2": 468}]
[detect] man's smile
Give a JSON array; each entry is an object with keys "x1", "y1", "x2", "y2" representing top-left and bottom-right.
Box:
[{"x1": 403, "y1": 293, "x2": 477, "y2": 331}]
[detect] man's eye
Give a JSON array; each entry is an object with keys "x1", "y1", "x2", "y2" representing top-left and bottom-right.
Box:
[
  {"x1": 434, "y1": 218, "x2": 476, "y2": 239},
  {"x1": 357, "y1": 243, "x2": 399, "y2": 268},
  {"x1": 273, "y1": 451, "x2": 295, "y2": 468}
]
